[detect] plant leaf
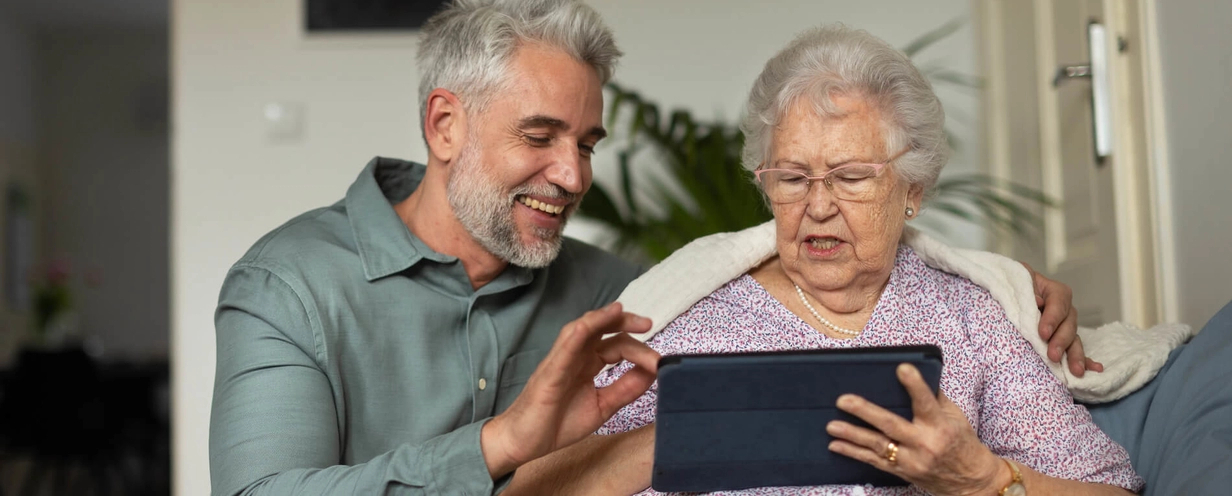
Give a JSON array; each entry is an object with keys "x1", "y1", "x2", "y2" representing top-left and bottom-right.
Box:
[
  {"x1": 584, "y1": 23, "x2": 1056, "y2": 264},
  {"x1": 902, "y1": 17, "x2": 966, "y2": 57}
]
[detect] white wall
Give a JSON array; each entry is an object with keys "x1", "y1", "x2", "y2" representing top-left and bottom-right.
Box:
[
  {"x1": 172, "y1": 1, "x2": 978, "y2": 493},
  {"x1": 34, "y1": 28, "x2": 170, "y2": 360},
  {"x1": 173, "y1": 3, "x2": 423, "y2": 493},
  {"x1": 1153, "y1": 0, "x2": 1232, "y2": 328}
]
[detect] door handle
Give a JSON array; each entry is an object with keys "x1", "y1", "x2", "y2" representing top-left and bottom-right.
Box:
[
  {"x1": 1052, "y1": 21, "x2": 1113, "y2": 162},
  {"x1": 1053, "y1": 64, "x2": 1091, "y2": 85}
]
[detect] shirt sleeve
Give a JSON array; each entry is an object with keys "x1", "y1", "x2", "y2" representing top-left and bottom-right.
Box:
[
  {"x1": 969, "y1": 292, "x2": 1145, "y2": 492},
  {"x1": 210, "y1": 263, "x2": 505, "y2": 496}
]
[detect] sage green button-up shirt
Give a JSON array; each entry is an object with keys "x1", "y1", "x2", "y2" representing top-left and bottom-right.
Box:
[{"x1": 209, "y1": 158, "x2": 641, "y2": 496}]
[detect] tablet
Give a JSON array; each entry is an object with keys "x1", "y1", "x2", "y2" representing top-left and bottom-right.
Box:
[{"x1": 651, "y1": 345, "x2": 943, "y2": 492}]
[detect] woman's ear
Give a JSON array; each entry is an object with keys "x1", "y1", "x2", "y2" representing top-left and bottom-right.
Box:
[
  {"x1": 423, "y1": 88, "x2": 466, "y2": 164},
  {"x1": 907, "y1": 184, "x2": 925, "y2": 216}
]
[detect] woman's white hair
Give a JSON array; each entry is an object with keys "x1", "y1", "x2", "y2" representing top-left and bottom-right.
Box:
[
  {"x1": 741, "y1": 24, "x2": 949, "y2": 193},
  {"x1": 417, "y1": 0, "x2": 621, "y2": 135}
]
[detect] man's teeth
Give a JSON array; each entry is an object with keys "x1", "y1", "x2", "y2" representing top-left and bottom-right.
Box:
[
  {"x1": 810, "y1": 238, "x2": 840, "y2": 250},
  {"x1": 518, "y1": 196, "x2": 565, "y2": 215}
]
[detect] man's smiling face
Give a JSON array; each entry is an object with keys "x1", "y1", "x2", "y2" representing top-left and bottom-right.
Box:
[{"x1": 447, "y1": 43, "x2": 606, "y2": 268}]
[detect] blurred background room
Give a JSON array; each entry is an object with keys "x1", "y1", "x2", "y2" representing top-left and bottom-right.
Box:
[
  {"x1": 0, "y1": 0, "x2": 1227, "y2": 494},
  {"x1": 1, "y1": 0, "x2": 170, "y2": 494}
]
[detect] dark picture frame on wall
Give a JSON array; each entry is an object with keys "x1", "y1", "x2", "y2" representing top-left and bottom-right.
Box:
[{"x1": 306, "y1": 0, "x2": 450, "y2": 32}]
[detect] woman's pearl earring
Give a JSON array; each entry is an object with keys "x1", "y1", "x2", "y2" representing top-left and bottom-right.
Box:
[{"x1": 906, "y1": 207, "x2": 915, "y2": 218}]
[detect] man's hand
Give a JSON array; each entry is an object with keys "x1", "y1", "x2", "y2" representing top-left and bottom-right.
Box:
[
  {"x1": 480, "y1": 302, "x2": 659, "y2": 479},
  {"x1": 1022, "y1": 262, "x2": 1103, "y2": 376}
]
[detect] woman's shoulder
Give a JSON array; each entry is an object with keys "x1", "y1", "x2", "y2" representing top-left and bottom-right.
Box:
[
  {"x1": 896, "y1": 244, "x2": 1000, "y2": 302},
  {"x1": 892, "y1": 245, "x2": 1013, "y2": 331},
  {"x1": 648, "y1": 274, "x2": 812, "y2": 355},
  {"x1": 660, "y1": 274, "x2": 774, "y2": 333}
]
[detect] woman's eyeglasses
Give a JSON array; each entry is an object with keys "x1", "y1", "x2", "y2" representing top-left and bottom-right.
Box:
[{"x1": 753, "y1": 148, "x2": 909, "y2": 204}]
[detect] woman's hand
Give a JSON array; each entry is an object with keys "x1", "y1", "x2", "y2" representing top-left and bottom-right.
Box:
[{"x1": 826, "y1": 364, "x2": 1007, "y2": 496}]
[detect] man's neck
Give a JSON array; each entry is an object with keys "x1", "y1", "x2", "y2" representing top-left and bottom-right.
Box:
[{"x1": 394, "y1": 167, "x2": 508, "y2": 290}]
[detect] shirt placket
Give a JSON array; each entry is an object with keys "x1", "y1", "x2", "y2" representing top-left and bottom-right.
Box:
[{"x1": 466, "y1": 297, "x2": 501, "y2": 422}]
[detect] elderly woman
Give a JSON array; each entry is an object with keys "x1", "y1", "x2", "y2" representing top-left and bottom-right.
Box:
[{"x1": 517, "y1": 25, "x2": 1145, "y2": 495}]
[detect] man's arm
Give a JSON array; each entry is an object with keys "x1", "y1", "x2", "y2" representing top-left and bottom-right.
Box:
[
  {"x1": 1024, "y1": 263, "x2": 1103, "y2": 376},
  {"x1": 211, "y1": 264, "x2": 500, "y2": 496},
  {"x1": 211, "y1": 264, "x2": 660, "y2": 496},
  {"x1": 504, "y1": 426, "x2": 654, "y2": 496}
]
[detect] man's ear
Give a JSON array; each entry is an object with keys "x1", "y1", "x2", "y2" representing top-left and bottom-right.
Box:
[{"x1": 423, "y1": 88, "x2": 466, "y2": 164}]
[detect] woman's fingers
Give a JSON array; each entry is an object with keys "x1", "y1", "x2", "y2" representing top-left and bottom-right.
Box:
[
  {"x1": 835, "y1": 394, "x2": 914, "y2": 443},
  {"x1": 828, "y1": 439, "x2": 897, "y2": 473},
  {"x1": 896, "y1": 364, "x2": 940, "y2": 419},
  {"x1": 826, "y1": 420, "x2": 899, "y2": 462},
  {"x1": 831, "y1": 373, "x2": 998, "y2": 494},
  {"x1": 828, "y1": 365, "x2": 949, "y2": 471},
  {"x1": 832, "y1": 364, "x2": 937, "y2": 448}
]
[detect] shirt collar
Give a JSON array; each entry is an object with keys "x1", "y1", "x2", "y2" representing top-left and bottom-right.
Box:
[
  {"x1": 345, "y1": 156, "x2": 536, "y2": 290},
  {"x1": 345, "y1": 157, "x2": 455, "y2": 281}
]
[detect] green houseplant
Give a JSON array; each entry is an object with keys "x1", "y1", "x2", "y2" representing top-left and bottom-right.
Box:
[{"x1": 578, "y1": 20, "x2": 1051, "y2": 264}]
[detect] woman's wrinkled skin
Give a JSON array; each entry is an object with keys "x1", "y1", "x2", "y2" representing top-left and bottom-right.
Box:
[
  {"x1": 751, "y1": 94, "x2": 1133, "y2": 495},
  {"x1": 755, "y1": 94, "x2": 922, "y2": 334}
]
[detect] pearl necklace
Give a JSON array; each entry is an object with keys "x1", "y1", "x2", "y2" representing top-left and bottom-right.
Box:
[{"x1": 793, "y1": 284, "x2": 862, "y2": 337}]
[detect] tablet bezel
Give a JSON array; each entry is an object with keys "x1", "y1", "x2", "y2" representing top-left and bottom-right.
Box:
[{"x1": 651, "y1": 344, "x2": 944, "y2": 492}]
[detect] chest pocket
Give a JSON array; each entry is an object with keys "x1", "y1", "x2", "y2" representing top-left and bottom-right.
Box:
[{"x1": 494, "y1": 348, "x2": 547, "y2": 413}]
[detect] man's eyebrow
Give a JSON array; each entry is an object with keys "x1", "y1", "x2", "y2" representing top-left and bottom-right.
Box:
[
  {"x1": 517, "y1": 115, "x2": 607, "y2": 140},
  {"x1": 517, "y1": 115, "x2": 568, "y2": 130}
]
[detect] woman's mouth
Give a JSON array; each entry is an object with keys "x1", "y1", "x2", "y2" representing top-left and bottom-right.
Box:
[
  {"x1": 809, "y1": 237, "x2": 841, "y2": 250},
  {"x1": 805, "y1": 236, "x2": 845, "y2": 257}
]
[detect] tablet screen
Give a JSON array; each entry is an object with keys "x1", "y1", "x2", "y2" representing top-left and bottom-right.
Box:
[{"x1": 652, "y1": 345, "x2": 943, "y2": 492}]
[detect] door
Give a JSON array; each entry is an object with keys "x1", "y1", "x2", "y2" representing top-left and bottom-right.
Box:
[{"x1": 978, "y1": 0, "x2": 1163, "y2": 327}]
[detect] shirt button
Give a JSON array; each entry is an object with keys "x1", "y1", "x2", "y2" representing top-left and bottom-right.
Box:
[{"x1": 478, "y1": 378, "x2": 487, "y2": 391}]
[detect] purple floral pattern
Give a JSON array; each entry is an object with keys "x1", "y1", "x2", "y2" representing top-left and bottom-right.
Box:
[{"x1": 596, "y1": 245, "x2": 1144, "y2": 495}]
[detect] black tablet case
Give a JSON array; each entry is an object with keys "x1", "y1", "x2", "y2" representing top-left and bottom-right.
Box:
[{"x1": 652, "y1": 345, "x2": 943, "y2": 492}]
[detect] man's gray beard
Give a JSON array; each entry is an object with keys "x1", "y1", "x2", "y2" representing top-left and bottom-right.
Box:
[{"x1": 446, "y1": 140, "x2": 576, "y2": 268}]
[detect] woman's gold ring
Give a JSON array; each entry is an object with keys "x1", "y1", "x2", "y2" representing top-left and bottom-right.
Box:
[{"x1": 882, "y1": 441, "x2": 899, "y2": 464}]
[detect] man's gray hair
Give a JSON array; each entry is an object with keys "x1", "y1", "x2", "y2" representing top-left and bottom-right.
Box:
[
  {"x1": 417, "y1": 0, "x2": 621, "y2": 136},
  {"x1": 741, "y1": 24, "x2": 949, "y2": 193}
]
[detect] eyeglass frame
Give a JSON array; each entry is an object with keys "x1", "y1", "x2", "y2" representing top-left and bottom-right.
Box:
[{"x1": 752, "y1": 147, "x2": 911, "y2": 203}]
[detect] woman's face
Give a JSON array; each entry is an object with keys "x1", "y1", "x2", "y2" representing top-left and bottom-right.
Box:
[{"x1": 768, "y1": 95, "x2": 922, "y2": 294}]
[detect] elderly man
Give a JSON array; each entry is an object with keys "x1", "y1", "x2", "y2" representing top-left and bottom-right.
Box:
[{"x1": 209, "y1": 1, "x2": 1087, "y2": 495}]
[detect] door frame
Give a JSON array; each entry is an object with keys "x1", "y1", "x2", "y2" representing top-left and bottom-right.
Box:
[{"x1": 973, "y1": 0, "x2": 1177, "y2": 326}]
